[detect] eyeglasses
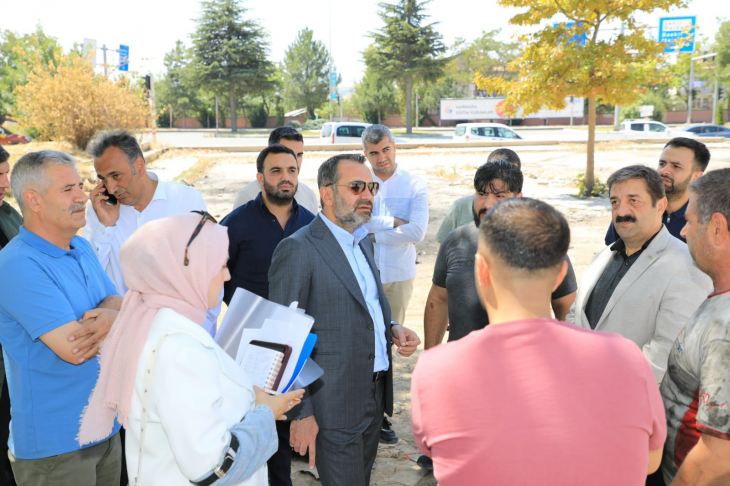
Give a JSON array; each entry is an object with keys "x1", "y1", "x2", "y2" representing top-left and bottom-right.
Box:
[
  {"x1": 184, "y1": 210, "x2": 218, "y2": 266},
  {"x1": 326, "y1": 181, "x2": 379, "y2": 197}
]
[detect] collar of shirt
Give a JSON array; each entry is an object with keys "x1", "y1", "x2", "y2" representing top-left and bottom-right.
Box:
[
  {"x1": 17, "y1": 226, "x2": 80, "y2": 259},
  {"x1": 146, "y1": 171, "x2": 169, "y2": 205},
  {"x1": 320, "y1": 212, "x2": 368, "y2": 248},
  {"x1": 254, "y1": 191, "x2": 300, "y2": 217},
  {"x1": 610, "y1": 225, "x2": 663, "y2": 256},
  {"x1": 665, "y1": 199, "x2": 688, "y2": 222},
  {"x1": 371, "y1": 163, "x2": 401, "y2": 186}
]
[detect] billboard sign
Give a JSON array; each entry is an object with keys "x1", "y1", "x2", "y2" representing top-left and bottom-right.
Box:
[
  {"x1": 440, "y1": 97, "x2": 584, "y2": 121},
  {"x1": 119, "y1": 44, "x2": 129, "y2": 72},
  {"x1": 330, "y1": 71, "x2": 337, "y2": 86},
  {"x1": 659, "y1": 16, "x2": 696, "y2": 53}
]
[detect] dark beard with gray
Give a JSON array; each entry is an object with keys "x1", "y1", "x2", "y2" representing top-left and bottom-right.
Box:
[{"x1": 264, "y1": 179, "x2": 297, "y2": 206}]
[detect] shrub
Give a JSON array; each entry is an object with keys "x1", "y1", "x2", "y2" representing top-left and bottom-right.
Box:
[
  {"x1": 302, "y1": 119, "x2": 326, "y2": 131},
  {"x1": 575, "y1": 173, "x2": 608, "y2": 197},
  {"x1": 248, "y1": 104, "x2": 268, "y2": 128},
  {"x1": 287, "y1": 120, "x2": 302, "y2": 129},
  {"x1": 14, "y1": 51, "x2": 147, "y2": 149}
]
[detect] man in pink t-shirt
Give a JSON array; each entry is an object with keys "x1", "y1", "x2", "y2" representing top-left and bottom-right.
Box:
[{"x1": 411, "y1": 197, "x2": 666, "y2": 486}]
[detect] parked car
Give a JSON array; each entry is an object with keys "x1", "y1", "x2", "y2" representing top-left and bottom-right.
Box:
[
  {"x1": 620, "y1": 119, "x2": 692, "y2": 138},
  {"x1": 320, "y1": 122, "x2": 372, "y2": 144},
  {"x1": 676, "y1": 124, "x2": 730, "y2": 138},
  {"x1": 453, "y1": 123, "x2": 523, "y2": 142},
  {"x1": 0, "y1": 126, "x2": 31, "y2": 145}
]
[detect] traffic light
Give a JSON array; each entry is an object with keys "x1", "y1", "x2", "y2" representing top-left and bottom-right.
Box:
[
  {"x1": 143, "y1": 74, "x2": 151, "y2": 91},
  {"x1": 720, "y1": 87, "x2": 726, "y2": 101}
]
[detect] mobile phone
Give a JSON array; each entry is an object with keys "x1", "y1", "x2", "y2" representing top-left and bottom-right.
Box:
[{"x1": 102, "y1": 188, "x2": 118, "y2": 206}]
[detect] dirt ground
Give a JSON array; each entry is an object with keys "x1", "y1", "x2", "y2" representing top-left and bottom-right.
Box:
[{"x1": 148, "y1": 141, "x2": 730, "y2": 486}]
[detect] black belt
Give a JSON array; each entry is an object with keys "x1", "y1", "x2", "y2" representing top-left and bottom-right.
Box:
[
  {"x1": 373, "y1": 370, "x2": 387, "y2": 382},
  {"x1": 192, "y1": 434, "x2": 239, "y2": 486}
]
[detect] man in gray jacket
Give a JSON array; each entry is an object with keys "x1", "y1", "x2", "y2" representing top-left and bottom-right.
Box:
[
  {"x1": 268, "y1": 154, "x2": 420, "y2": 485},
  {"x1": 567, "y1": 165, "x2": 711, "y2": 383}
]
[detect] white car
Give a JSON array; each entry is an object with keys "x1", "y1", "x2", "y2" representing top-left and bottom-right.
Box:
[
  {"x1": 453, "y1": 123, "x2": 523, "y2": 142},
  {"x1": 621, "y1": 119, "x2": 694, "y2": 138},
  {"x1": 320, "y1": 122, "x2": 372, "y2": 144}
]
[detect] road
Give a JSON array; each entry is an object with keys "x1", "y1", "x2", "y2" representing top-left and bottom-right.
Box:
[{"x1": 151, "y1": 126, "x2": 657, "y2": 149}]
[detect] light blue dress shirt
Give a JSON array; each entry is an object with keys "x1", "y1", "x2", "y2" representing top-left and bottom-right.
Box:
[{"x1": 320, "y1": 213, "x2": 389, "y2": 372}]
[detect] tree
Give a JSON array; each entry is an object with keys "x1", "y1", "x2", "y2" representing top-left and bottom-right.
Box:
[
  {"x1": 281, "y1": 28, "x2": 330, "y2": 119},
  {"x1": 191, "y1": 0, "x2": 274, "y2": 132},
  {"x1": 14, "y1": 50, "x2": 147, "y2": 149},
  {"x1": 158, "y1": 41, "x2": 201, "y2": 128},
  {"x1": 475, "y1": 0, "x2": 684, "y2": 196},
  {"x1": 0, "y1": 26, "x2": 61, "y2": 124},
  {"x1": 454, "y1": 30, "x2": 520, "y2": 91},
  {"x1": 366, "y1": 0, "x2": 447, "y2": 134},
  {"x1": 352, "y1": 49, "x2": 399, "y2": 124}
]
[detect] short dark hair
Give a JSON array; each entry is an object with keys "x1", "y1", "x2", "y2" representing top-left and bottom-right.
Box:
[
  {"x1": 689, "y1": 168, "x2": 730, "y2": 231},
  {"x1": 268, "y1": 126, "x2": 304, "y2": 146},
  {"x1": 474, "y1": 160, "x2": 523, "y2": 195},
  {"x1": 0, "y1": 145, "x2": 9, "y2": 164},
  {"x1": 664, "y1": 137, "x2": 711, "y2": 172},
  {"x1": 87, "y1": 130, "x2": 145, "y2": 168},
  {"x1": 487, "y1": 148, "x2": 521, "y2": 169},
  {"x1": 317, "y1": 154, "x2": 366, "y2": 188},
  {"x1": 256, "y1": 144, "x2": 298, "y2": 173},
  {"x1": 607, "y1": 165, "x2": 665, "y2": 206},
  {"x1": 480, "y1": 198, "x2": 570, "y2": 271}
]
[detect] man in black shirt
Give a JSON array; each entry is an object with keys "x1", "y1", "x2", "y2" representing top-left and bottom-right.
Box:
[
  {"x1": 220, "y1": 144, "x2": 315, "y2": 486},
  {"x1": 605, "y1": 137, "x2": 710, "y2": 244}
]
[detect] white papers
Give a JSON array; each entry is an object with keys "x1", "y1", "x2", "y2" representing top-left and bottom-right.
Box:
[{"x1": 216, "y1": 287, "x2": 315, "y2": 393}]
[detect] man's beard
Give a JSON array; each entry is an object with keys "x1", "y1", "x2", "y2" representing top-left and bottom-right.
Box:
[
  {"x1": 263, "y1": 178, "x2": 297, "y2": 206},
  {"x1": 333, "y1": 190, "x2": 372, "y2": 232},
  {"x1": 473, "y1": 206, "x2": 487, "y2": 227},
  {"x1": 662, "y1": 173, "x2": 692, "y2": 201}
]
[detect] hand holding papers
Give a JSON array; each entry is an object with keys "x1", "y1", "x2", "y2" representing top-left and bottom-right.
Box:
[{"x1": 216, "y1": 288, "x2": 323, "y2": 394}]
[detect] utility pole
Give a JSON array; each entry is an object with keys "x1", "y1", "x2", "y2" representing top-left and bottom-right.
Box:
[
  {"x1": 613, "y1": 22, "x2": 625, "y2": 131},
  {"x1": 688, "y1": 52, "x2": 718, "y2": 124}
]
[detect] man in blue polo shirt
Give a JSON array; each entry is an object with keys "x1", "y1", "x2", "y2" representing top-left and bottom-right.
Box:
[
  {"x1": 221, "y1": 144, "x2": 315, "y2": 486},
  {"x1": 0, "y1": 151, "x2": 122, "y2": 486}
]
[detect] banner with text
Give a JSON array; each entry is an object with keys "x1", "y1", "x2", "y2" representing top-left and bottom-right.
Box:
[{"x1": 440, "y1": 97, "x2": 584, "y2": 121}]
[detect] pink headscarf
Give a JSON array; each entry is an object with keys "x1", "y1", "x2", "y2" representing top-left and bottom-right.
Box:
[{"x1": 78, "y1": 212, "x2": 228, "y2": 445}]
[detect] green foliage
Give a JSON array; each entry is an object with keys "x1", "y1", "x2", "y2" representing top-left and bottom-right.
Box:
[
  {"x1": 156, "y1": 41, "x2": 202, "y2": 128},
  {"x1": 453, "y1": 30, "x2": 519, "y2": 90},
  {"x1": 716, "y1": 99, "x2": 726, "y2": 125},
  {"x1": 0, "y1": 26, "x2": 61, "y2": 123},
  {"x1": 621, "y1": 90, "x2": 667, "y2": 122},
  {"x1": 191, "y1": 0, "x2": 274, "y2": 131},
  {"x1": 287, "y1": 120, "x2": 301, "y2": 129},
  {"x1": 302, "y1": 119, "x2": 326, "y2": 130},
  {"x1": 248, "y1": 103, "x2": 268, "y2": 128},
  {"x1": 714, "y1": 20, "x2": 730, "y2": 89},
  {"x1": 281, "y1": 28, "x2": 331, "y2": 119},
  {"x1": 366, "y1": 0, "x2": 448, "y2": 133},
  {"x1": 352, "y1": 55, "x2": 399, "y2": 124},
  {"x1": 575, "y1": 173, "x2": 608, "y2": 198}
]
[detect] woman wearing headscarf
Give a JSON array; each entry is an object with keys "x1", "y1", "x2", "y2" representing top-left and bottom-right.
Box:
[{"x1": 78, "y1": 212, "x2": 303, "y2": 486}]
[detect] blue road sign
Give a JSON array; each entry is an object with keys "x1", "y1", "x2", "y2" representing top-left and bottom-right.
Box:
[
  {"x1": 659, "y1": 17, "x2": 696, "y2": 53},
  {"x1": 553, "y1": 22, "x2": 587, "y2": 47},
  {"x1": 119, "y1": 45, "x2": 129, "y2": 72},
  {"x1": 331, "y1": 92, "x2": 338, "y2": 101},
  {"x1": 330, "y1": 71, "x2": 337, "y2": 86}
]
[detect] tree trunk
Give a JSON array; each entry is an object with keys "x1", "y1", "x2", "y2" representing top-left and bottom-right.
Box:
[
  {"x1": 405, "y1": 75, "x2": 413, "y2": 135},
  {"x1": 584, "y1": 94, "x2": 597, "y2": 197},
  {"x1": 378, "y1": 108, "x2": 381, "y2": 125},
  {"x1": 229, "y1": 88, "x2": 238, "y2": 132},
  {"x1": 182, "y1": 108, "x2": 187, "y2": 129}
]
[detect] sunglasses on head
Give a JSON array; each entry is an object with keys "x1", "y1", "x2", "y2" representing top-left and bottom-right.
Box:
[
  {"x1": 326, "y1": 181, "x2": 380, "y2": 197},
  {"x1": 184, "y1": 210, "x2": 217, "y2": 266}
]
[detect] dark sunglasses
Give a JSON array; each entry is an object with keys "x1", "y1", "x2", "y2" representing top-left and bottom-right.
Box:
[
  {"x1": 184, "y1": 210, "x2": 218, "y2": 266},
  {"x1": 326, "y1": 181, "x2": 379, "y2": 197}
]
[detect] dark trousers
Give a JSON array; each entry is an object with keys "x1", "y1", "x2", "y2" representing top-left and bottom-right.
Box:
[
  {"x1": 119, "y1": 427, "x2": 128, "y2": 486},
  {"x1": 315, "y1": 375, "x2": 385, "y2": 486},
  {"x1": 0, "y1": 378, "x2": 16, "y2": 486},
  {"x1": 267, "y1": 421, "x2": 293, "y2": 486}
]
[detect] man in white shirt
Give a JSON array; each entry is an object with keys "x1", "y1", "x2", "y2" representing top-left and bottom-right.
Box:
[
  {"x1": 361, "y1": 124, "x2": 428, "y2": 445},
  {"x1": 232, "y1": 127, "x2": 319, "y2": 213},
  {"x1": 82, "y1": 130, "x2": 214, "y2": 331}
]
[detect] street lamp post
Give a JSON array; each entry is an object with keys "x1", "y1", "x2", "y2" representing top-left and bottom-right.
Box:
[{"x1": 688, "y1": 52, "x2": 717, "y2": 124}]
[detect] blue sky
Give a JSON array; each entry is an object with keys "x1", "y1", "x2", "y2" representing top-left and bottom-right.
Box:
[{"x1": 1, "y1": 0, "x2": 725, "y2": 87}]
